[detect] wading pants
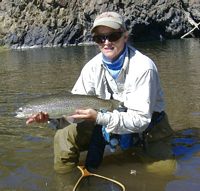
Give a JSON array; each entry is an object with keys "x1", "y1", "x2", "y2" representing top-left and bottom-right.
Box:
[
  {"x1": 54, "y1": 121, "x2": 100, "y2": 173},
  {"x1": 53, "y1": 113, "x2": 174, "y2": 174}
]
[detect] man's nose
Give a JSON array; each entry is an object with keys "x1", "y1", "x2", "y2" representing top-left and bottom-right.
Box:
[{"x1": 104, "y1": 39, "x2": 110, "y2": 44}]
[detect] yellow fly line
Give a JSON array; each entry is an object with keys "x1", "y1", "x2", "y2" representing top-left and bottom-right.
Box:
[{"x1": 73, "y1": 165, "x2": 126, "y2": 191}]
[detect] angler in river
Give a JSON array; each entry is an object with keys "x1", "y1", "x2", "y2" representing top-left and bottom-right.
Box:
[{"x1": 25, "y1": 11, "x2": 174, "y2": 175}]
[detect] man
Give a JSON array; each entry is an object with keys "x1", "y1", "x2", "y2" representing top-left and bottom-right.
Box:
[{"x1": 27, "y1": 11, "x2": 174, "y2": 174}]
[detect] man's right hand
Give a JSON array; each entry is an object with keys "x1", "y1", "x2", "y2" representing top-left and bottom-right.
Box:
[{"x1": 26, "y1": 112, "x2": 49, "y2": 125}]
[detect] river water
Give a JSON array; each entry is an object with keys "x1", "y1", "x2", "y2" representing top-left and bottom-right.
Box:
[{"x1": 0, "y1": 38, "x2": 200, "y2": 191}]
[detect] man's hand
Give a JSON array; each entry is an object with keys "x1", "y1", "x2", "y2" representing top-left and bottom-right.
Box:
[
  {"x1": 70, "y1": 109, "x2": 98, "y2": 122},
  {"x1": 26, "y1": 112, "x2": 49, "y2": 125}
]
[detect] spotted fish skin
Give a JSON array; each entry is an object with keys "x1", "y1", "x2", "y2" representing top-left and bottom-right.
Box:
[{"x1": 15, "y1": 94, "x2": 120, "y2": 119}]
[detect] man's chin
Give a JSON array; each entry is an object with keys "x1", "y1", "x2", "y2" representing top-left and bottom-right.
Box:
[{"x1": 103, "y1": 52, "x2": 116, "y2": 60}]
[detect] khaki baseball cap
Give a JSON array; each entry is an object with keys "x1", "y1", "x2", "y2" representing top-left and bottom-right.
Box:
[{"x1": 91, "y1": 12, "x2": 126, "y2": 33}]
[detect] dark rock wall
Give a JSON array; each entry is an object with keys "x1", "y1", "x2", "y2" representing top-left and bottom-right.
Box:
[{"x1": 0, "y1": 0, "x2": 199, "y2": 48}]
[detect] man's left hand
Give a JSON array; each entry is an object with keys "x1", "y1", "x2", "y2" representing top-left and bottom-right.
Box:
[{"x1": 70, "y1": 109, "x2": 98, "y2": 122}]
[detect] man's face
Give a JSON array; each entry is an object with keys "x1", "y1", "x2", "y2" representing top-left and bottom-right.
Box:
[{"x1": 93, "y1": 26, "x2": 128, "y2": 61}]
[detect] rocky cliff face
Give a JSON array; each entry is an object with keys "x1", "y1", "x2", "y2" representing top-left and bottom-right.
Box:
[{"x1": 0, "y1": 0, "x2": 199, "y2": 48}]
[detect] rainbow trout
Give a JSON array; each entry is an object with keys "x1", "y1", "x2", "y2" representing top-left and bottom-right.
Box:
[{"x1": 15, "y1": 94, "x2": 121, "y2": 119}]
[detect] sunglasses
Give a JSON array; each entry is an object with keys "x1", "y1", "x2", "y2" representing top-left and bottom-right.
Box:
[{"x1": 92, "y1": 32, "x2": 123, "y2": 44}]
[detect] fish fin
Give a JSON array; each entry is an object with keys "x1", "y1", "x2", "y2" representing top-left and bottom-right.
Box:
[{"x1": 63, "y1": 116, "x2": 85, "y2": 124}]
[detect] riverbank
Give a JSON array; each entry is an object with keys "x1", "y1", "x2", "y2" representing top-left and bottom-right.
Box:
[{"x1": 0, "y1": 0, "x2": 200, "y2": 48}]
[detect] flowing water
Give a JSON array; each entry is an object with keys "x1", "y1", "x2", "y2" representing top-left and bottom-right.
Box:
[{"x1": 0, "y1": 38, "x2": 200, "y2": 191}]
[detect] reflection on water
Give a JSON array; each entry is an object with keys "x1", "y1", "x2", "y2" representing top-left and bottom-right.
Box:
[{"x1": 0, "y1": 39, "x2": 200, "y2": 191}]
